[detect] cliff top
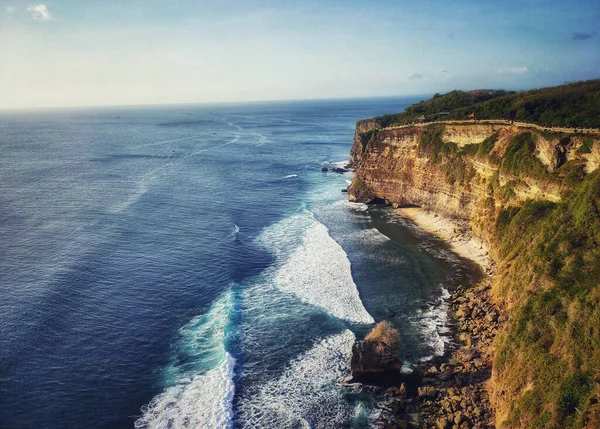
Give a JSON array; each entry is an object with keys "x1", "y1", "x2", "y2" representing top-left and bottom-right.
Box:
[{"x1": 359, "y1": 79, "x2": 600, "y2": 129}]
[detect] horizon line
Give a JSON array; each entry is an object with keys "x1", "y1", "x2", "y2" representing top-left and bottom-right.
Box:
[
  {"x1": 3, "y1": 77, "x2": 597, "y2": 112},
  {"x1": 0, "y1": 93, "x2": 432, "y2": 113}
]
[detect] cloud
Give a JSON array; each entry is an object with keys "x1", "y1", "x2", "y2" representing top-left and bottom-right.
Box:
[
  {"x1": 407, "y1": 73, "x2": 424, "y2": 81},
  {"x1": 497, "y1": 66, "x2": 530, "y2": 75},
  {"x1": 573, "y1": 32, "x2": 594, "y2": 40},
  {"x1": 5, "y1": 6, "x2": 15, "y2": 14},
  {"x1": 27, "y1": 4, "x2": 52, "y2": 21}
]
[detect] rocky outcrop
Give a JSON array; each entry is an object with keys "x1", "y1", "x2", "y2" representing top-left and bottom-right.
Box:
[
  {"x1": 350, "y1": 340, "x2": 403, "y2": 384},
  {"x1": 375, "y1": 279, "x2": 500, "y2": 428},
  {"x1": 349, "y1": 321, "x2": 403, "y2": 384}
]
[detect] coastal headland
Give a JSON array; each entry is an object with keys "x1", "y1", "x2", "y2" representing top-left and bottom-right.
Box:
[{"x1": 347, "y1": 80, "x2": 600, "y2": 428}]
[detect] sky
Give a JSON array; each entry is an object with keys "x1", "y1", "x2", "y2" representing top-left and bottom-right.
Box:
[{"x1": 0, "y1": 0, "x2": 599, "y2": 109}]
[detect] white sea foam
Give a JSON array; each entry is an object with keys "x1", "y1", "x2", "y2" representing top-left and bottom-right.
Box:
[
  {"x1": 251, "y1": 132, "x2": 271, "y2": 145},
  {"x1": 266, "y1": 117, "x2": 328, "y2": 129},
  {"x1": 133, "y1": 134, "x2": 204, "y2": 149},
  {"x1": 282, "y1": 174, "x2": 298, "y2": 179},
  {"x1": 109, "y1": 173, "x2": 155, "y2": 214},
  {"x1": 257, "y1": 211, "x2": 374, "y2": 324},
  {"x1": 187, "y1": 134, "x2": 241, "y2": 156},
  {"x1": 237, "y1": 330, "x2": 357, "y2": 428},
  {"x1": 111, "y1": 133, "x2": 241, "y2": 214},
  {"x1": 135, "y1": 290, "x2": 235, "y2": 429},
  {"x1": 225, "y1": 120, "x2": 271, "y2": 145},
  {"x1": 135, "y1": 354, "x2": 235, "y2": 429},
  {"x1": 332, "y1": 159, "x2": 350, "y2": 168},
  {"x1": 413, "y1": 286, "x2": 452, "y2": 360},
  {"x1": 341, "y1": 199, "x2": 369, "y2": 212}
]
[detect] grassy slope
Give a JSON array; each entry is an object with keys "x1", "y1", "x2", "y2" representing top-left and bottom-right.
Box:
[
  {"x1": 410, "y1": 124, "x2": 600, "y2": 427},
  {"x1": 492, "y1": 169, "x2": 600, "y2": 428}
]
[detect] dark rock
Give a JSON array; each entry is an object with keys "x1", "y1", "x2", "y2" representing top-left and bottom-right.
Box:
[
  {"x1": 341, "y1": 189, "x2": 348, "y2": 193},
  {"x1": 331, "y1": 167, "x2": 348, "y2": 173},
  {"x1": 321, "y1": 167, "x2": 329, "y2": 172},
  {"x1": 349, "y1": 340, "x2": 403, "y2": 384},
  {"x1": 439, "y1": 367, "x2": 455, "y2": 381}
]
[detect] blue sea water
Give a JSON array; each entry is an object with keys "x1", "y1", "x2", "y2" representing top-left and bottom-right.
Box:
[{"x1": 0, "y1": 99, "x2": 477, "y2": 428}]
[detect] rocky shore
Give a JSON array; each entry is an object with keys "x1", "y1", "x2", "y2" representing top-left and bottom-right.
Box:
[{"x1": 373, "y1": 274, "x2": 501, "y2": 429}]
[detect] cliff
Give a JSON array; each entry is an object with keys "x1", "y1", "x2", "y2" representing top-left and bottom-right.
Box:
[
  {"x1": 349, "y1": 122, "x2": 599, "y2": 256},
  {"x1": 348, "y1": 119, "x2": 600, "y2": 428}
]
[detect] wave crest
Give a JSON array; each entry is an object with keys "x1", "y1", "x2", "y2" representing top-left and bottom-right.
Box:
[
  {"x1": 135, "y1": 290, "x2": 236, "y2": 429},
  {"x1": 257, "y1": 211, "x2": 373, "y2": 324}
]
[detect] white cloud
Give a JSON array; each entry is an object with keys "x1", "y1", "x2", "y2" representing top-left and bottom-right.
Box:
[
  {"x1": 497, "y1": 66, "x2": 530, "y2": 75},
  {"x1": 5, "y1": 6, "x2": 15, "y2": 14},
  {"x1": 27, "y1": 4, "x2": 52, "y2": 21}
]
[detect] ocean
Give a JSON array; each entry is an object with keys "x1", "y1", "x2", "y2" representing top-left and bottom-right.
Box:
[{"x1": 0, "y1": 98, "x2": 478, "y2": 428}]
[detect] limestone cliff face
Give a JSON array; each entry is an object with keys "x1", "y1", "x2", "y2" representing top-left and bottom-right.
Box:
[
  {"x1": 348, "y1": 122, "x2": 599, "y2": 253},
  {"x1": 348, "y1": 120, "x2": 600, "y2": 427}
]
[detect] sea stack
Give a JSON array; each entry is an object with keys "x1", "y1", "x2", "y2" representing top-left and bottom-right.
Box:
[{"x1": 349, "y1": 321, "x2": 403, "y2": 384}]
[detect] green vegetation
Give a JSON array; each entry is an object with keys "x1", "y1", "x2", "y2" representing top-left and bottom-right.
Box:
[
  {"x1": 355, "y1": 83, "x2": 600, "y2": 425},
  {"x1": 556, "y1": 160, "x2": 586, "y2": 188},
  {"x1": 359, "y1": 89, "x2": 512, "y2": 128},
  {"x1": 405, "y1": 123, "x2": 600, "y2": 426},
  {"x1": 359, "y1": 129, "x2": 380, "y2": 153},
  {"x1": 360, "y1": 79, "x2": 600, "y2": 128},
  {"x1": 414, "y1": 126, "x2": 475, "y2": 185},
  {"x1": 577, "y1": 137, "x2": 594, "y2": 155},
  {"x1": 500, "y1": 132, "x2": 552, "y2": 182},
  {"x1": 355, "y1": 91, "x2": 600, "y2": 426},
  {"x1": 350, "y1": 176, "x2": 368, "y2": 195},
  {"x1": 493, "y1": 169, "x2": 600, "y2": 428},
  {"x1": 416, "y1": 126, "x2": 447, "y2": 162}
]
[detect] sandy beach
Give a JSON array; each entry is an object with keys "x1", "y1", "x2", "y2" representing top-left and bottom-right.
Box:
[{"x1": 396, "y1": 207, "x2": 491, "y2": 272}]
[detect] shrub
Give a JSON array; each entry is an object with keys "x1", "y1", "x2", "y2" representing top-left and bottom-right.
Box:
[
  {"x1": 365, "y1": 321, "x2": 400, "y2": 347},
  {"x1": 501, "y1": 132, "x2": 551, "y2": 182},
  {"x1": 576, "y1": 137, "x2": 594, "y2": 154}
]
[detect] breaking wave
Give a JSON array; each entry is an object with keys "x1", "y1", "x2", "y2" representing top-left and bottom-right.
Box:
[
  {"x1": 236, "y1": 330, "x2": 359, "y2": 428},
  {"x1": 256, "y1": 210, "x2": 374, "y2": 324},
  {"x1": 135, "y1": 290, "x2": 236, "y2": 429}
]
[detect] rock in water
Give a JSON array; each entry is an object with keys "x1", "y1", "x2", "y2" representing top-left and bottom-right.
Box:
[
  {"x1": 350, "y1": 340, "x2": 403, "y2": 383},
  {"x1": 349, "y1": 321, "x2": 403, "y2": 384},
  {"x1": 321, "y1": 167, "x2": 329, "y2": 172}
]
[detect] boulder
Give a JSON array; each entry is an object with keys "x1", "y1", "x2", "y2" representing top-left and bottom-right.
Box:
[
  {"x1": 439, "y1": 367, "x2": 455, "y2": 381},
  {"x1": 436, "y1": 417, "x2": 451, "y2": 429},
  {"x1": 321, "y1": 167, "x2": 329, "y2": 172},
  {"x1": 331, "y1": 167, "x2": 348, "y2": 173},
  {"x1": 350, "y1": 339, "x2": 403, "y2": 384},
  {"x1": 418, "y1": 386, "x2": 438, "y2": 399}
]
